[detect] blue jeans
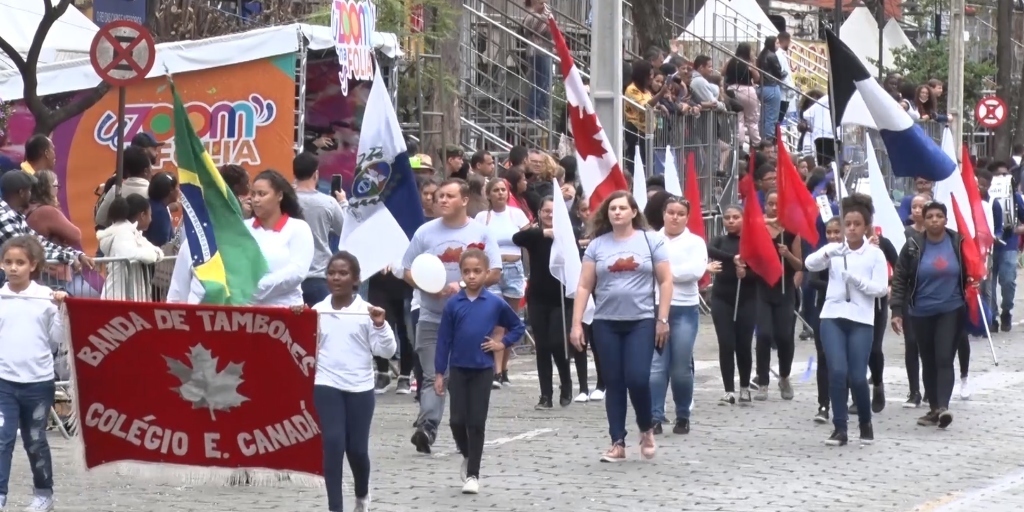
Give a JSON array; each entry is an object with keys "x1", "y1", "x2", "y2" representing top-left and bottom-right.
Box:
[
  {"x1": 650, "y1": 305, "x2": 699, "y2": 422},
  {"x1": 0, "y1": 378, "x2": 55, "y2": 497},
  {"x1": 819, "y1": 319, "x2": 873, "y2": 431},
  {"x1": 313, "y1": 385, "x2": 374, "y2": 512},
  {"x1": 301, "y1": 277, "x2": 330, "y2": 307},
  {"x1": 591, "y1": 319, "x2": 656, "y2": 444},
  {"x1": 528, "y1": 53, "x2": 552, "y2": 120},
  {"x1": 760, "y1": 85, "x2": 782, "y2": 139},
  {"x1": 991, "y1": 249, "x2": 1018, "y2": 315}
]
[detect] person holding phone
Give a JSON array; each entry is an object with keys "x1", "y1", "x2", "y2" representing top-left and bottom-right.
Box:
[{"x1": 293, "y1": 152, "x2": 348, "y2": 306}]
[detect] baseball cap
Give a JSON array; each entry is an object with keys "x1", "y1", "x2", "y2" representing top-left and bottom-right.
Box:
[
  {"x1": 410, "y1": 154, "x2": 434, "y2": 170},
  {"x1": 131, "y1": 132, "x2": 165, "y2": 148}
]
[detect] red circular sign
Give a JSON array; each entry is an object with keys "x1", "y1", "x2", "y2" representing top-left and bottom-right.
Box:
[
  {"x1": 89, "y1": 20, "x2": 156, "y2": 87},
  {"x1": 975, "y1": 95, "x2": 1008, "y2": 128}
]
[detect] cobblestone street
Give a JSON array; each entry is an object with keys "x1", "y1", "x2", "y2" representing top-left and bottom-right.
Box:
[{"x1": 9, "y1": 301, "x2": 1024, "y2": 511}]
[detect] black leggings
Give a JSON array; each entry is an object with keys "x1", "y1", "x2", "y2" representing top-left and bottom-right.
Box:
[
  {"x1": 957, "y1": 332, "x2": 970, "y2": 379},
  {"x1": 583, "y1": 323, "x2": 604, "y2": 392},
  {"x1": 711, "y1": 294, "x2": 755, "y2": 392},
  {"x1": 374, "y1": 295, "x2": 413, "y2": 377},
  {"x1": 528, "y1": 300, "x2": 573, "y2": 399},
  {"x1": 755, "y1": 297, "x2": 796, "y2": 386},
  {"x1": 624, "y1": 122, "x2": 646, "y2": 175},
  {"x1": 904, "y1": 316, "x2": 921, "y2": 395},
  {"x1": 814, "y1": 327, "x2": 829, "y2": 409},
  {"x1": 909, "y1": 307, "x2": 965, "y2": 410},
  {"x1": 448, "y1": 366, "x2": 493, "y2": 479},
  {"x1": 869, "y1": 298, "x2": 888, "y2": 386}
]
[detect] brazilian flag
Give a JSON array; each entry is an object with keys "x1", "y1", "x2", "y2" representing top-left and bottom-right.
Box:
[{"x1": 171, "y1": 84, "x2": 268, "y2": 305}]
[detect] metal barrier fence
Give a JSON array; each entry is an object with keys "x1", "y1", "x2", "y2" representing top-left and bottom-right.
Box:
[{"x1": 42, "y1": 256, "x2": 174, "y2": 302}]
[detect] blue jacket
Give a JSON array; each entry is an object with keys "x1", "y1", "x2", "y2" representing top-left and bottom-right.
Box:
[{"x1": 435, "y1": 289, "x2": 526, "y2": 375}]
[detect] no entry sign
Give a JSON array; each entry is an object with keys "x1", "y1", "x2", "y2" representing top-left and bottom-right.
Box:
[
  {"x1": 89, "y1": 20, "x2": 156, "y2": 86},
  {"x1": 975, "y1": 96, "x2": 1008, "y2": 129}
]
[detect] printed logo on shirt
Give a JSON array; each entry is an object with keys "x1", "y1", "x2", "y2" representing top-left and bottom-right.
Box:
[
  {"x1": 607, "y1": 255, "x2": 641, "y2": 273},
  {"x1": 434, "y1": 241, "x2": 487, "y2": 266},
  {"x1": 932, "y1": 255, "x2": 949, "y2": 270}
]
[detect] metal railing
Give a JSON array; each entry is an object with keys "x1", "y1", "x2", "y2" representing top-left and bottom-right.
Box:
[{"x1": 41, "y1": 256, "x2": 174, "y2": 303}]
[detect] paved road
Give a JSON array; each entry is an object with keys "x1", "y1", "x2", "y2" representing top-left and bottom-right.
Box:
[{"x1": 9, "y1": 297, "x2": 1024, "y2": 511}]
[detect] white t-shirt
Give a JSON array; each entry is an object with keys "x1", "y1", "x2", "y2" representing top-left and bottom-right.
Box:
[
  {"x1": 313, "y1": 295, "x2": 397, "y2": 392},
  {"x1": 475, "y1": 208, "x2": 530, "y2": 256}
]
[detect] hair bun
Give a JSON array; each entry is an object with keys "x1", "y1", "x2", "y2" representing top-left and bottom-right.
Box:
[{"x1": 841, "y1": 193, "x2": 874, "y2": 214}]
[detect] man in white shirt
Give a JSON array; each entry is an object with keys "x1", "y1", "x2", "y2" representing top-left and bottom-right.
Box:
[
  {"x1": 293, "y1": 152, "x2": 347, "y2": 306},
  {"x1": 776, "y1": 32, "x2": 797, "y2": 126}
]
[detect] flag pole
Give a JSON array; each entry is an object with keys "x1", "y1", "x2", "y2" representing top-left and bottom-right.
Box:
[
  {"x1": 733, "y1": 281, "x2": 742, "y2": 322},
  {"x1": 978, "y1": 293, "x2": 998, "y2": 366},
  {"x1": 779, "y1": 232, "x2": 785, "y2": 295},
  {"x1": 824, "y1": 31, "x2": 851, "y2": 302},
  {"x1": 560, "y1": 283, "x2": 569, "y2": 361}
]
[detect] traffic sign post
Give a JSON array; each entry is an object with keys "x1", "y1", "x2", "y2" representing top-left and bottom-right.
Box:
[
  {"x1": 89, "y1": 20, "x2": 156, "y2": 194},
  {"x1": 975, "y1": 95, "x2": 1008, "y2": 129}
]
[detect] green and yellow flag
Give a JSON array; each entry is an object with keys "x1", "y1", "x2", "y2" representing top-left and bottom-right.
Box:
[{"x1": 171, "y1": 84, "x2": 268, "y2": 305}]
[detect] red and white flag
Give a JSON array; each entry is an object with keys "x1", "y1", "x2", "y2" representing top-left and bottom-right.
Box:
[{"x1": 548, "y1": 15, "x2": 628, "y2": 212}]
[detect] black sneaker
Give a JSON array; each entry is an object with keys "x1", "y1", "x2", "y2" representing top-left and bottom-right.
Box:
[
  {"x1": 872, "y1": 383, "x2": 885, "y2": 413},
  {"x1": 917, "y1": 410, "x2": 939, "y2": 427},
  {"x1": 492, "y1": 374, "x2": 501, "y2": 389},
  {"x1": 535, "y1": 396, "x2": 553, "y2": 410},
  {"x1": 395, "y1": 376, "x2": 412, "y2": 395},
  {"x1": 672, "y1": 419, "x2": 690, "y2": 435},
  {"x1": 825, "y1": 429, "x2": 848, "y2": 446},
  {"x1": 1001, "y1": 312, "x2": 1013, "y2": 332},
  {"x1": 500, "y1": 371, "x2": 511, "y2": 387},
  {"x1": 937, "y1": 408, "x2": 953, "y2": 429},
  {"x1": 799, "y1": 328, "x2": 812, "y2": 341},
  {"x1": 814, "y1": 406, "x2": 829, "y2": 424},
  {"x1": 859, "y1": 422, "x2": 874, "y2": 445},
  {"x1": 902, "y1": 392, "x2": 922, "y2": 408},
  {"x1": 411, "y1": 428, "x2": 431, "y2": 454},
  {"x1": 992, "y1": 319, "x2": 1000, "y2": 332},
  {"x1": 374, "y1": 372, "x2": 392, "y2": 394},
  {"x1": 559, "y1": 387, "x2": 572, "y2": 407},
  {"x1": 652, "y1": 421, "x2": 663, "y2": 435}
]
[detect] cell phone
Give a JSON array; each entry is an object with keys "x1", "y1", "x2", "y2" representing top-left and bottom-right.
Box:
[
  {"x1": 874, "y1": 226, "x2": 882, "y2": 237},
  {"x1": 331, "y1": 175, "x2": 343, "y2": 196}
]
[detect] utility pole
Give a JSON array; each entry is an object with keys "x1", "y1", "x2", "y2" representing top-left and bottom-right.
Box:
[
  {"x1": 589, "y1": 0, "x2": 623, "y2": 161},
  {"x1": 948, "y1": 0, "x2": 966, "y2": 149}
]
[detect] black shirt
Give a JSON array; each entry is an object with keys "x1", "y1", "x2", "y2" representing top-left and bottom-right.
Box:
[
  {"x1": 723, "y1": 59, "x2": 756, "y2": 87},
  {"x1": 513, "y1": 227, "x2": 580, "y2": 305},
  {"x1": 756, "y1": 231, "x2": 799, "y2": 304},
  {"x1": 707, "y1": 232, "x2": 757, "y2": 301}
]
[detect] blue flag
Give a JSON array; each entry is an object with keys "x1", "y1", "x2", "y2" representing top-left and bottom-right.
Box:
[{"x1": 339, "y1": 65, "x2": 426, "y2": 276}]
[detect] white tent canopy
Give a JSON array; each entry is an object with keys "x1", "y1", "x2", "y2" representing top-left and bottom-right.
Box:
[
  {"x1": 678, "y1": 0, "x2": 778, "y2": 42},
  {"x1": 882, "y1": 18, "x2": 914, "y2": 58},
  {"x1": 839, "y1": 7, "x2": 881, "y2": 75},
  {"x1": 0, "y1": 0, "x2": 100, "y2": 71}
]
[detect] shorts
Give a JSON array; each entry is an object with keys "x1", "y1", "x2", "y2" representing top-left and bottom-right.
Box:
[{"x1": 488, "y1": 260, "x2": 526, "y2": 299}]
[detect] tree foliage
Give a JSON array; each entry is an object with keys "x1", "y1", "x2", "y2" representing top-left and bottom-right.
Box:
[
  {"x1": 151, "y1": 0, "x2": 322, "y2": 43},
  {"x1": 885, "y1": 39, "x2": 996, "y2": 110}
]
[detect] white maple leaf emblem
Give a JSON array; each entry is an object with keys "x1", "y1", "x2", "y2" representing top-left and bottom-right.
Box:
[{"x1": 163, "y1": 344, "x2": 249, "y2": 420}]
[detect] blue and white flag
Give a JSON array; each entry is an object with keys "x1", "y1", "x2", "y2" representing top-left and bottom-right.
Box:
[
  {"x1": 340, "y1": 66, "x2": 426, "y2": 277},
  {"x1": 825, "y1": 29, "x2": 954, "y2": 182}
]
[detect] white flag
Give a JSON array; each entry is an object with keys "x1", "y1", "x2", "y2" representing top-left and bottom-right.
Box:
[
  {"x1": 935, "y1": 127, "x2": 975, "y2": 236},
  {"x1": 632, "y1": 145, "x2": 648, "y2": 211},
  {"x1": 549, "y1": 178, "x2": 594, "y2": 324},
  {"x1": 663, "y1": 146, "x2": 683, "y2": 196},
  {"x1": 865, "y1": 137, "x2": 906, "y2": 253}
]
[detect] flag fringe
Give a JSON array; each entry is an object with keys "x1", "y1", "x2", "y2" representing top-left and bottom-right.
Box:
[{"x1": 61, "y1": 306, "x2": 324, "y2": 489}]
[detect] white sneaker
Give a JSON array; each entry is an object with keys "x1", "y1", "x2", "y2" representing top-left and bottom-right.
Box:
[
  {"x1": 462, "y1": 477, "x2": 479, "y2": 494},
  {"x1": 960, "y1": 377, "x2": 971, "y2": 400},
  {"x1": 0, "y1": 494, "x2": 6, "y2": 510},
  {"x1": 24, "y1": 494, "x2": 53, "y2": 512},
  {"x1": 589, "y1": 389, "x2": 605, "y2": 401},
  {"x1": 573, "y1": 392, "x2": 589, "y2": 403},
  {"x1": 353, "y1": 495, "x2": 370, "y2": 512},
  {"x1": 459, "y1": 457, "x2": 468, "y2": 483}
]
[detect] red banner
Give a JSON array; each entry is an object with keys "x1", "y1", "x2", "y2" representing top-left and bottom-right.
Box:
[{"x1": 65, "y1": 299, "x2": 322, "y2": 475}]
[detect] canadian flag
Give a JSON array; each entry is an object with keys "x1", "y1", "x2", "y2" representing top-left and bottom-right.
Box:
[{"x1": 547, "y1": 15, "x2": 629, "y2": 212}]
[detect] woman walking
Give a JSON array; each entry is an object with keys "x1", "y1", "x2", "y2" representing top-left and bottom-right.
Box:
[
  {"x1": 901, "y1": 193, "x2": 929, "y2": 407},
  {"x1": 649, "y1": 197, "x2": 706, "y2": 434},
  {"x1": 805, "y1": 194, "x2": 889, "y2": 446},
  {"x1": 891, "y1": 201, "x2": 969, "y2": 429},
  {"x1": 475, "y1": 178, "x2": 530, "y2": 388},
  {"x1": 810, "y1": 217, "x2": 843, "y2": 423},
  {"x1": 572, "y1": 194, "x2": 605, "y2": 401},
  {"x1": 707, "y1": 205, "x2": 757, "y2": 404},
  {"x1": 569, "y1": 191, "x2": 672, "y2": 462}
]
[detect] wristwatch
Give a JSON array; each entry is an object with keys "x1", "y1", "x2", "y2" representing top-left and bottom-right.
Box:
[{"x1": 657, "y1": 318, "x2": 669, "y2": 325}]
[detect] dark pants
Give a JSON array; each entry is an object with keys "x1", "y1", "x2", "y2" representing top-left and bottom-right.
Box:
[
  {"x1": 755, "y1": 297, "x2": 796, "y2": 386},
  {"x1": 778, "y1": 100, "x2": 790, "y2": 124},
  {"x1": 0, "y1": 378, "x2": 54, "y2": 496},
  {"x1": 869, "y1": 297, "x2": 888, "y2": 386},
  {"x1": 584, "y1": 323, "x2": 603, "y2": 391},
  {"x1": 374, "y1": 294, "x2": 413, "y2": 377},
  {"x1": 411, "y1": 309, "x2": 423, "y2": 395},
  {"x1": 814, "y1": 328, "x2": 829, "y2": 409},
  {"x1": 820, "y1": 319, "x2": 874, "y2": 431},
  {"x1": 624, "y1": 122, "x2": 647, "y2": 176},
  {"x1": 910, "y1": 307, "x2": 965, "y2": 410},
  {"x1": 591, "y1": 319, "x2": 656, "y2": 444},
  {"x1": 313, "y1": 386, "x2": 374, "y2": 512},
  {"x1": 448, "y1": 367, "x2": 493, "y2": 479},
  {"x1": 904, "y1": 316, "x2": 921, "y2": 395},
  {"x1": 710, "y1": 294, "x2": 756, "y2": 392},
  {"x1": 528, "y1": 300, "x2": 572, "y2": 399},
  {"x1": 301, "y1": 277, "x2": 330, "y2": 307},
  {"x1": 957, "y1": 332, "x2": 970, "y2": 379},
  {"x1": 814, "y1": 137, "x2": 838, "y2": 166}
]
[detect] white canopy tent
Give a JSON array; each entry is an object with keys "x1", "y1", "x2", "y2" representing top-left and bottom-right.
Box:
[
  {"x1": 839, "y1": 7, "x2": 881, "y2": 75},
  {"x1": 882, "y1": 18, "x2": 914, "y2": 58},
  {"x1": 0, "y1": 0, "x2": 100, "y2": 71},
  {"x1": 678, "y1": 0, "x2": 778, "y2": 42}
]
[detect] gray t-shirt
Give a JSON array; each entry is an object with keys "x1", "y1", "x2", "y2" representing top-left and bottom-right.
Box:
[
  {"x1": 296, "y1": 189, "x2": 345, "y2": 279},
  {"x1": 584, "y1": 230, "x2": 668, "y2": 320},
  {"x1": 402, "y1": 218, "x2": 502, "y2": 323}
]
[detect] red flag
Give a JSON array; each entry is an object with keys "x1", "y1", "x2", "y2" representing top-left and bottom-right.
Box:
[
  {"x1": 960, "y1": 144, "x2": 994, "y2": 259},
  {"x1": 548, "y1": 16, "x2": 628, "y2": 211},
  {"x1": 684, "y1": 152, "x2": 711, "y2": 289},
  {"x1": 775, "y1": 127, "x2": 820, "y2": 246},
  {"x1": 66, "y1": 299, "x2": 323, "y2": 475},
  {"x1": 950, "y1": 197, "x2": 985, "y2": 325},
  {"x1": 739, "y1": 173, "x2": 783, "y2": 286}
]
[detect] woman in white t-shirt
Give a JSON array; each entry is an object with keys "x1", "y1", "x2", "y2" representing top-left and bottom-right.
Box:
[{"x1": 475, "y1": 178, "x2": 530, "y2": 387}]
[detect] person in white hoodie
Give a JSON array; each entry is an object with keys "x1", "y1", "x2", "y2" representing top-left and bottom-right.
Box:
[
  {"x1": 97, "y1": 194, "x2": 164, "y2": 301},
  {"x1": 0, "y1": 235, "x2": 67, "y2": 512},
  {"x1": 804, "y1": 194, "x2": 889, "y2": 447},
  {"x1": 313, "y1": 251, "x2": 396, "y2": 512},
  {"x1": 648, "y1": 196, "x2": 706, "y2": 435}
]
